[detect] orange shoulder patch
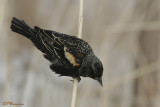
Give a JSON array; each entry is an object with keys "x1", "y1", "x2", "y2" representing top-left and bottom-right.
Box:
[{"x1": 64, "y1": 47, "x2": 80, "y2": 66}]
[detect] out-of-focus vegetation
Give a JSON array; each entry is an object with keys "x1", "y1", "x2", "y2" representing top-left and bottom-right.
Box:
[{"x1": 0, "y1": 0, "x2": 160, "y2": 107}]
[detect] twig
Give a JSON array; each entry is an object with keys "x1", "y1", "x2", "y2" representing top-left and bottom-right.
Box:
[
  {"x1": 71, "y1": 0, "x2": 83, "y2": 107},
  {"x1": 77, "y1": 0, "x2": 83, "y2": 38},
  {"x1": 109, "y1": 61, "x2": 159, "y2": 89},
  {"x1": 71, "y1": 78, "x2": 78, "y2": 107}
]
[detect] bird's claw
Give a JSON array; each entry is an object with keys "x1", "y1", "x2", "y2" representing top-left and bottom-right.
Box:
[
  {"x1": 70, "y1": 77, "x2": 81, "y2": 83},
  {"x1": 70, "y1": 80, "x2": 74, "y2": 82}
]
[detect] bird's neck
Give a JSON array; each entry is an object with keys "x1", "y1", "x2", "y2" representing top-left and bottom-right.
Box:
[{"x1": 78, "y1": 53, "x2": 95, "y2": 76}]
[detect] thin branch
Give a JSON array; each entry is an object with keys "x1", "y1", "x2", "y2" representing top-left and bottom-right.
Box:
[
  {"x1": 71, "y1": 78, "x2": 78, "y2": 107},
  {"x1": 105, "y1": 21, "x2": 160, "y2": 34},
  {"x1": 71, "y1": 0, "x2": 83, "y2": 107},
  {"x1": 77, "y1": 0, "x2": 83, "y2": 38},
  {"x1": 109, "y1": 61, "x2": 159, "y2": 89}
]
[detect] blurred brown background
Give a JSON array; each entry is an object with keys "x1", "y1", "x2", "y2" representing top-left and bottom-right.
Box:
[{"x1": 0, "y1": 0, "x2": 160, "y2": 107}]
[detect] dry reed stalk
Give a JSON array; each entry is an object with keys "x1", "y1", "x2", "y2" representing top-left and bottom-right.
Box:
[
  {"x1": 71, "y1": 0, "x2": 83, "y2": 107},
  {"x1": 109, "y1": 61, "x2": 159, "y2": 89},
  {"x1": 0, "y1": 0, "x2": 10, "y2": 102},
  {"x1": 157, "y1": 1, "x2": 160, "y2": 106}
]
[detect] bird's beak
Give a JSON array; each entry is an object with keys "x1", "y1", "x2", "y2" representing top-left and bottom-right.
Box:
[{"x1": 96, "y1": 77, "x2": 103, "y2": 87}]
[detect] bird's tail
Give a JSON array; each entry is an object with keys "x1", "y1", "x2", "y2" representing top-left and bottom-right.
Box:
[
  {"x1": 10, "y1": 17, "x2": 36, "y2": 39},
  {"x1": 10, "y1": 17, "x2": 50, "y2": 54}
]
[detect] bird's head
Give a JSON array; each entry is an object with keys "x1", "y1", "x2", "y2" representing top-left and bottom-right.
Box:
[
  {"x1": 90, "y1": 58, "x2": 103, "y2": 86},
  {"x1": 80, "y1": 53, "x2": 103, "y2": 86}
]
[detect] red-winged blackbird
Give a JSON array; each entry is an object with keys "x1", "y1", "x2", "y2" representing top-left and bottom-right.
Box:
[{"x1": 10, "y1": 17, "x2": 103, "y2": 86}]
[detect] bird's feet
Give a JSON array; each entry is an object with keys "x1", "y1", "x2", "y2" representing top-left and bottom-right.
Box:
[{"x1": 70, "y1": 76, "x2": 81, "y2": 83}]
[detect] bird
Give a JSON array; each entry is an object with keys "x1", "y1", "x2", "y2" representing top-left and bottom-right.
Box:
[{"x1": 10, "y1": 17, "x2": 103, "y2": 86}]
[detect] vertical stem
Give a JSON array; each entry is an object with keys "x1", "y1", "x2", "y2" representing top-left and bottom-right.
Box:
[
  {"x1": 78, "y1": 0, "x2": 83, "y2": 38},
  {"x1": 157, "y1": 1, "x2": 160, "y2": 107},
  {"x1": 71, "y1": 78, "x2": 78, "y2": 107},
  {"x1": 71, "y1": 0, "x2": 83, "y2": 107}
]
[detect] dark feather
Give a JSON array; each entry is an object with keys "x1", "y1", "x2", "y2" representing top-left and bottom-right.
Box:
[{"x1": 10, "y1": 17, "x2": 103, "y2": 86}]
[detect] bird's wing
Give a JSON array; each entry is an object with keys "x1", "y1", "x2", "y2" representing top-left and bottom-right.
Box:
[
  {"x1": 34, "y1": 27, "x2": 70, "y2": 65},
  {"x1": 34, "y1": 26, "x2": 92, "y2": 67},
  {"x1": 62, "y1": 36, "x2": 93, "y2": 66}
]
